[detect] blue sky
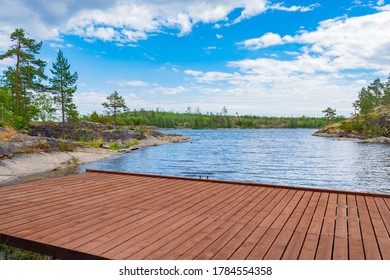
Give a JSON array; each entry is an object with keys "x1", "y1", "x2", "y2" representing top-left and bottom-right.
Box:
[{"x1": 0, "y1": 0, "x2": 389, "y2": 117}]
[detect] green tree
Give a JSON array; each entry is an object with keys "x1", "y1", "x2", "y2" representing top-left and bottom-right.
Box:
[
  {"x1": 368, "y1": 78, "x2": 384, "y2": 107},
  {"x1": 0, "y1": 87, "x2": 13, "y2": 126},
  {"x1": 357, "y1": 87, "x2": 375, "y2": 114},
  {"x1": 0, "y1": 28, "x2": 47, "y2": 128},
  {"x1": 102, "y1": 91, "x2": 128, "y2": 126},
  {"x1": 49, "y1": 50, "x2": 78, "y2": 135},
  {"x1": 34, "y1": 93, "x2": 56, "y2": 122},
  {"x1": 383, "y1": 75, "x2": 390, "y2": 106},
  {"x1": 322, "y1": 107, "x2": 337, "y2": 123}
]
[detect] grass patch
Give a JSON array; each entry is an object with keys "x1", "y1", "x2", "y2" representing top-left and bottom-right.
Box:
[
  {"x1": 109, "y1": 142, "x2": 122, "y2": 150},
  {"x1": 124, "y1": 139, "x2": 138, "y2": 148},
  {"x1": 57, "y1": 142, "x2": 76, "y2": 152},
  {"x1": 80, "y1": 138, "x2": 105, "y2": 148},
  {"x1": 0, "y1": 244, "x2": 50, "y2": 260}
]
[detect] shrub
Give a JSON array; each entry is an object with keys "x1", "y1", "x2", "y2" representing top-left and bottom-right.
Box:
[
  {"x1": 109, "y1": 142, "x2": 122, "y2": 150},
  {"x1": 124, "y1": 139, "x2": 138, "y2": 148},
  {"x1": 80, "y1": 138, "x2": 105, "y2": 148},
  {"x1": 0, "y1": 244, "x2": 50, "y2": 260}
]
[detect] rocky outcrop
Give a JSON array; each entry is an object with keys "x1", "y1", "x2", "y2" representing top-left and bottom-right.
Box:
[
  {"x1": 313, "y1": 105, "x2": 389, "y2": 143},
  {"x1": 359, "y1": 137, "x2": 390, "y2": 144},
  {"x1": 1, "y1": 121, "x2": 192, "y2": 185},
  {"x1": 0, "y1": 136, "x2": 77, "y2": 159},
  {"x1": 30, "y1": 121, "x2": 144, "y2": 142}
]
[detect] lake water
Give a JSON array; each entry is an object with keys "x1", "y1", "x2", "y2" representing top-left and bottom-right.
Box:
[{"x1": 81, "y1": 129, "x2": 390, "y2": 194}]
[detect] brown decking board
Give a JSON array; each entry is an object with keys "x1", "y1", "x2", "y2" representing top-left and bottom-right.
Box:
[{"x1": 0, "y1": 169, "x2": 389, "y2": 260}]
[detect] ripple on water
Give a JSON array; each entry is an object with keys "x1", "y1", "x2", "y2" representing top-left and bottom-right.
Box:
[{"x1": 81, "y1": 129, "x2": 390, "y2": 194}]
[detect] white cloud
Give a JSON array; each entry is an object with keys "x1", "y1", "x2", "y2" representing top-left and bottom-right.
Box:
[
  {"x1": 182, "y1": 11, "x2": 390, "y2": 116},
  {"x1": 0, "y1": 0, "x2": 269, "y2": 46},
  {"x1": 376, "y1": 4, "x2": 390, "y2": 11},
  {"x1": 74, "y1": 90, "x2": 108, "y2": 114},
  {"x1": 107, "y1": 80, "x2": 148, "y2": 87},
  {"x1": 216, "y1": 34, "x2": 223, "y2": 39},
  {"x1": 239, "y1": 32, "x2": 293, "y2": 49},
  {"x1": 240, "y1": 11, "x2": 390, "y2": 73},
  {"x1": 232, "y1": 0, "x2": 267, "y2": 24},
  {"x1": 267, "y1": 3, "x2": 321, "y2": 12},
  {"x1": 149, "y1": 86, "x2": 188, "y2": 95},
  {"x1": 49, "y1": 42, "x2": 74, "y2": 49}
]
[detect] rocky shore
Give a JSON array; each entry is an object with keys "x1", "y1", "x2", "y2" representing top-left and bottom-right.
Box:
[
  {"x1": 313, "y1": 106, "x2": 389, "y2": 143},
  {"x1": 313, "y1": 131, "x2": 390, "y2": 143},
  {"x1": 0, "y1": 122, "x2": 191, "y2": 185}
]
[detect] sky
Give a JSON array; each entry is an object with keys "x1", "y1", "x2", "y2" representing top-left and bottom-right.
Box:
[{"x1": 0, "y1": 0, "x2": 389, "y2": 117}]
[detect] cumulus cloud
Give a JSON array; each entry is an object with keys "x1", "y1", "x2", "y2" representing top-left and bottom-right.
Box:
[
  {"x1": 183, "y1": 11, "x2": 390, "y2": 116},
  {"x1": 0, "y1": 0, "x2": 269, "y2": 47},
  {"x1": 239, "y1": 32, "x2": 293, "y2": 49},
  {"x1": 239, "y1": 11, "x2": 390, "y2": 73}
]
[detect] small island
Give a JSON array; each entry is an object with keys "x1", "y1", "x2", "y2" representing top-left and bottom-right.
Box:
[{"x1": 314, "y1": 77, "x2": 390, "y2": 143}]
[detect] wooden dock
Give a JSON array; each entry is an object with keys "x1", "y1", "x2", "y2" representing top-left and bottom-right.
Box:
[{"x1": 0, "y1": 169, "x2": 389, "y2": 260}]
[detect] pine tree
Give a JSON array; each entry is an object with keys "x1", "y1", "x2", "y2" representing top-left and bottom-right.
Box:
[
  {"x1": 322, "y1": 107, "x2": 337, "y2": 123},
  {"x1": 102, "y1": 91, "x2": 128, "y2": 126},
  {"x1": 49, "y1": 50, "x2": 78, "y2": 136},
  {"x1": 0, "y1": 28, "x2": 47, "y2": 128}
]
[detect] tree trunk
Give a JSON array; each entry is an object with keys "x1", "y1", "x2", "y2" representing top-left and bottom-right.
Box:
[
  {"x1": 61, "y1": 92, "x2": 65, "y2": 138},
  {"x1": 15, "y1": 37, "x2": 21, "y2": 114}
]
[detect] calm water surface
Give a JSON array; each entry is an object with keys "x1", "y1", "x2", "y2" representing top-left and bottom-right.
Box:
[{"x1": 81, "y1": 129, "x2": 390, "y2": 194}]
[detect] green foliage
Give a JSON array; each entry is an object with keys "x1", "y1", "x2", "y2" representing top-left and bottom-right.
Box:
[
  {"x1": 102, "y1": 91, "x2": 128, "y2": 126},
  {"x1": 125, "y1": 139, "x2": 138, "y2": 148},
  {"x1": 135, "y1": 124, "x2": 148, "y2": 135},
  {"x1": 322, "y1": 107, "x2": 337, "y2": 123},
  {"x1": 82, "y1": 111, "x2": 113, "y2": 125},
  {"x1": 49, "y1": 50, "x2": 79, "y2": 129},
  {"x1": 83, "y1": 109, "x2": 341, "y2": 129},
  {"x1": 0, "y1": 244, "x2": 50, "y2": 260},
  {"x1": 355, "y1": 76, "x2": 390, "y2": 114},
  {"x1": 33, "y1": 93, "x2": 56, "y2": 122},
  {"x1": 81, "y1": 138, "x2": 105, "y2": 148},
  {"x1": 109, "y1": 141, "x2": 122, "y2": 150},
  {"x1": 337, "y1": 106, "x2": 390, "y2": 137},
  {"x1": 0, "y1": 28, "x2": 47, "y2": 129},
  {"x1": 0, "y1": 87, "x2": 14, "y2": 127}
]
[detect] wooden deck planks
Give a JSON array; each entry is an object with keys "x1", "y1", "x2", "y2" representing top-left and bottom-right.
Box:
[
  {"x1": 298, "y1": 192, "x2": 329, "y2": 260},
  {"x1": 0, "y1": 169, "x2": 389, "y2": 260},
  {"x1": 333, "y1": 194, "x2": 348, "y2": 260}
]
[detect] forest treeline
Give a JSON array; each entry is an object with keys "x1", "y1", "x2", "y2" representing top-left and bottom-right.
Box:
[{"x1": 82, "y1": 110, "x2": 345, "y2": 129}]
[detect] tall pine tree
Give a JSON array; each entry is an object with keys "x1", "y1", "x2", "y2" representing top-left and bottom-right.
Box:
[
  {"x1": 49, "y1": 50, "x2": 78, "y2": 135},
  {"x1": 0, "y1": 28, "x2": 47, "y2": 128}
]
